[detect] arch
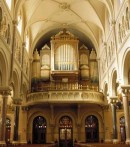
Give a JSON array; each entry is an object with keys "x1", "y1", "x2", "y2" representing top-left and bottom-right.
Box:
[
  {"x1": 81, "y1": 111, "x2": 104, "y2": 142},
  {"x1": 0, "y1": 49, "x2": 8, "y2": 86},
  {"x1": 27, "y1": 111, "x2": 50, "y2": 143},
  {"x1": 81, "y1": 111, "x2": 104, "y2": 130},
  {"x1": 59, "y1": 115, "x2": 73, "y2": 147},
  {"x1": 85, "y1": 115, "x2": 99, "y2": 142},
  {"x1": 33, "y1": 116, "x2": 47, "y2": 144},
  {"x1": 122, "y1": 48, "x2": 130, "y2": 84},
  {"x1": 55, "y1": 111, "x2": 77, "y2": 127},
  {"x1": 30, "y1": 26, "x2": 98, "y2": 57}
]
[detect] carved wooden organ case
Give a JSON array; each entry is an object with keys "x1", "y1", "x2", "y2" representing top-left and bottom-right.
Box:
[{"x1": 31, "y1": 29, "x2": 99, "y2": 90}]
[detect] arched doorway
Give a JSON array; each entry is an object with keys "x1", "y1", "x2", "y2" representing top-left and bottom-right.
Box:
[
  {"x1": 120, "y1": 116, "x2": 126, "y2": 142},
  {"x1": 33, "y1": 116, "x2": 46, "y2": 144},
  {"x1": 5, "y1": 118, "x2": 11, "y2": 144},
  {"x1": 85, "y1": 115, "x2": 99, "y2": 143},
  {"x1": 59, "y1": 116, "x2": 73, "y2": 147}
]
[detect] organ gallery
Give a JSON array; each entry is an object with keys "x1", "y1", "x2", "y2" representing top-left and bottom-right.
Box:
[
  {"x1": 31, "y1": 29, "x2": 99, "y2": 92},
  {"x1": 0, "y1": 0, "x2": 130, "y2": 146}
]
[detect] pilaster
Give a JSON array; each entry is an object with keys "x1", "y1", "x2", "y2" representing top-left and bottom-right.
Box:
[
  {"x1": 109, "y1": 96, "x2": 119, "y2": 144},
  {"x1": 12, "y1": 98, "x2": 22, "y2": 145}
]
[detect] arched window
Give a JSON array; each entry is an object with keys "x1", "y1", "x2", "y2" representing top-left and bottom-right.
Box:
[
  {"x1": 33, "y1": 116, "x2": 47, "y2": 144},
  {"x1": 5, "y1": 0, "x2": 12, "y2": 10},
  {"x1": 59, "y1": 116, "x2": 73, "y2": 147},
  {"x1": 85, "y1": 115, "x2": 99, "y2": 143},
  {"x1": 17, "y1": 11, "x2": 22, "y2": 35},
  {"x1": 26, "y1": 31, "x2": 29, "y2": 52},
  {"x1": 55, "y1": 44, "x2": 76, "y2": 70}
]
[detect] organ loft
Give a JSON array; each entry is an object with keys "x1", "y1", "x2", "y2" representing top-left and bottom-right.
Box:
[{"x1": 31, "y1": 29, "x2": 99, "y2": 92}]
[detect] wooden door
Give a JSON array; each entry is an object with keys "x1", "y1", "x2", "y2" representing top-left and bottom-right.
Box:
[
  {"x1": 59, "y1": 116, "x2": 73, "y2": 147},
  {"x1": 85, "y1": 115, "x2": 99, "y2": 143},
  {"x1": 33, "y1": 116, "x2": 46, "y2": 144}
]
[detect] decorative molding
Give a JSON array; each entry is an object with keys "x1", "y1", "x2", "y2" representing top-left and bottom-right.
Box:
[
  {"x1": 0, "y1": 86, "x2": 11, "y2": 96},
  {"x1": 26, "y1": 91, "x2": 104, "y2": 105}
]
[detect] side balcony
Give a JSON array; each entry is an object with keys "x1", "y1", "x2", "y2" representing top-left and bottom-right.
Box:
[{"x1": 26, "y1": 90, "x2": 105, "y2": 106}]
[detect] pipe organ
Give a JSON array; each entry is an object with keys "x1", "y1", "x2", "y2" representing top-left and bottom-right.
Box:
[{"x1": 31, "y1": 29, "x2": 99, "y2": 91}]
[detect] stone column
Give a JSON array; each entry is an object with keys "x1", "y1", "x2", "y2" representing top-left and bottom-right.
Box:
[
  {"x1": 77, "y1": 105, "x2": 81, "y2": 141},
  {"x1": 121, "y1": 86, "x2": 130, "y2": 144},
  {"x1": 109, "y1": 96, "x2": 118, "y2": 144},
  {"x1": 0, "y1": 87, "x2": 11, "y2": 145},
  {"x1": 20, "y1": 106, "x2": 28, "y2": 144},
  {"x1": 50, "y1": 105, "x2": 55, "y2": 142},
  {"x1": 12, "y1": 98, "x2": 22, "y2": 144}
]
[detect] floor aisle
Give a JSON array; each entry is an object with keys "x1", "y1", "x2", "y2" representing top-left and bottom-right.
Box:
[{"x1": 6, "y1": 143, "x2": 130, "y2": 147}]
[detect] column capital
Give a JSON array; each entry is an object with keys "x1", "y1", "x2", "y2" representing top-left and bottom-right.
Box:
[
  {"x1": 117, "y1": 85, "x2": 130, "y2": 101},
  {"x1": 108, "y1": 96, "x2": 118, "y2": 105},
  {"x1": 120, "y1": 85, "x2": 130, "y2": 94},
  {"x1": 12, "y1": 98, "x2": 22, "y2": 105},
  {"x1": 0, "y1": 86, "x2": 11, "y2": 96},
  {"x1": 22, "y1": 106, "x2": 29, "y2": 111}
]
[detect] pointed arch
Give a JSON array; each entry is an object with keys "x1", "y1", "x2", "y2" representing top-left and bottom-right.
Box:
[
  {"x1": 0, "y1": 48, "x2": 8, "y2": 86},
  {"x1": 122, "y1": 48, "x2": 130, "y2": 84}
]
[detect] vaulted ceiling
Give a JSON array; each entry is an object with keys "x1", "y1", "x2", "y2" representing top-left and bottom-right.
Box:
[{"x1": 15, "y1": 0, "x2": 113, "y2": 53}]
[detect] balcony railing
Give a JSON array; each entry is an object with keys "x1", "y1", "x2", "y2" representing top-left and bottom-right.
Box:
[
  {"x1": 31, "y1": 81, "x2": 99, "y2": 92},
  {"x1": 27, "y1": 90, "x2": 104, "y2": 105}
]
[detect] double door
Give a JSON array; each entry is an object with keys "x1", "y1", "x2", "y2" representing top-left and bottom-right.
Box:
[
  {"x1": 85, "y1": 127, "x2": 99, "y2": 142},
  {"x1": 33, "y1": 127, "x2": 46, "y2": 144},
  {"x1": 59, "y1": 128, "x2": 73, "y2": 147}
]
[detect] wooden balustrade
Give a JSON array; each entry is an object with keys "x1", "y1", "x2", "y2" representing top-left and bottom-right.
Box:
[{"x1": 31, "y1": 81, "x2": 99, "y2": 92}]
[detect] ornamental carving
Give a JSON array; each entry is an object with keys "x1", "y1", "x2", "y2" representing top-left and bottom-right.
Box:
[{"x1": 27, "y1": 91, "x2": 104, "y2": 105}]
